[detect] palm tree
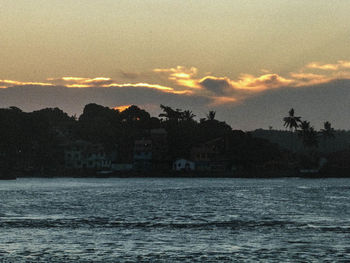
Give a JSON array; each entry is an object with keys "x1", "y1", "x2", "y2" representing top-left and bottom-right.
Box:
[
  {"x1": 299, "y1": 120, "x2": 310, "y2": 131},
  {"x1": 298, "y1": 121, "x2": 319, "y2": 149},
  {"x1": 206, "y1": 110, "x2": 216, "y2": 121},
  {"x1": 297, "y1": 120, "x2": 319, "y2": 169},
  {"x1": 159, "y1": 104, "x2": 182, "y2": 122},
  {"x1": 181, "y1": 110, "x2": 196, "y2": 121},
  {"x1": 283, "y1": 108, "x2": 301, "y2": 132},
  {"x1": 283, "y1": 108, "x2": 302, "y2": 153}
]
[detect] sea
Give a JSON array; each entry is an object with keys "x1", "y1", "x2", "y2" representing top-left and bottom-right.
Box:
[{"x1": 0, "y1": 177, "x2": 349, "y2": 262}]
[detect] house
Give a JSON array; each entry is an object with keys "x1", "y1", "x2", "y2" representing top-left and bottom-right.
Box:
[
  {"x1": 107, "y1": 145, "x2": 133, "y2": 171},
  {"x1": 64, "y1": 140, "x2": 111, "y2": 170},
  {"x1": 173, "y1": 159, "x2": 195, "y2": 171},
  {"x1": 191, "y1": 137, "x2": 230, "y2": 173},
  {"x1": 133, "y1": 129, "x2": 169, "y2": 171}
]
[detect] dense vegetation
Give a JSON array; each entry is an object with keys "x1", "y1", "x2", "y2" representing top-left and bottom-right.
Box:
[{"x1": 0, "y1": 105, "x2": 349, "y2": 177}]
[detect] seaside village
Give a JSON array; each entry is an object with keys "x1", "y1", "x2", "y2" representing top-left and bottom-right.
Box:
[
  {"x1": 1, "y1": 104, "x2": 350, "y2": 178},
  {"x1": 64, "y1": 128, "x2": 234, "y2": 176}
]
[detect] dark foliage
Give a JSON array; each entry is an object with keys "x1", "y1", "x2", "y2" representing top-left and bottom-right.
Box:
[{"x1": 0, "y1": 103, "x2": 309, "y2": 176}]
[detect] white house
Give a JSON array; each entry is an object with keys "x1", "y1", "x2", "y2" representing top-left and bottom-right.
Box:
[{"x1": 173, "y1": 159, "x2": 195, "y2": 171}]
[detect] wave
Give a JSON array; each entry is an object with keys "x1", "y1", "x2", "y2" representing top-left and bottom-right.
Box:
[{"x1": 1, "y1": 217, "x2": 349, "y2": 232}]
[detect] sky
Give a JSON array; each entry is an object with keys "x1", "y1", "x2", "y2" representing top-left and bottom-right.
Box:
[{"x1": 1, "y1": 0, "x2": 350, "y2": 130}]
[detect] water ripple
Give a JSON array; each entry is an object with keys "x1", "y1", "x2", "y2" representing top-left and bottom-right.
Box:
[{"x1": 0, "y1": 177, "x2": 350, "y2": 261}]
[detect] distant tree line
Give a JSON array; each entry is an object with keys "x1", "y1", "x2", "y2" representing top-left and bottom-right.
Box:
[
  {"x1": 0, "y1": 104, "x2": 349, "y2": 177},
  {"x1": 0, "y1": 103, "x2": 285, "y2": 175},
  {"x1": 283, "y1": 108, "x2": 336, "y2": 150}
]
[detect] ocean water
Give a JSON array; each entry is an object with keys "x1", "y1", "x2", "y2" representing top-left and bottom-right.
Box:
[{"x1": 0, "y1": 177, "x2": 350, "y2": 262}]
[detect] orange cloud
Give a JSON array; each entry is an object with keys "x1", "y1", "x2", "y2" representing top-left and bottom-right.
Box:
[
  {"x1": 235, "y1": 74, "x2": 293, "y2": 91},
  {"x1": 155, "y1": 66, "x2": 294, "y2": 95},
  {"x1": 2, "y1": 59, "x2": 350, "y2": 107},
  {"x1": 113, "y1": 105, "x2": 131, "y2": 112},
  {"x1": 156, "y1": 66, "x2": 296, "y2": 99},
  {"x1": 108, "y1": 83, "x2": 192, "y2": 94},
  {"x1": 49, "y1": 77, "x2": 113, "y2": 87},
  {"x1": 0, "y1": 76, "x2": 192, "y2": 96},
  {"x1": 0, "y1": 79, "x2": 52, "y2": 88},
  {"x1": 306, "y1": 60, "x2": 350, "y2": 71},
  {"x1": 48, "y1": 77, "x2": 192, "y2": 94},
  {"x1": 153, "y1": 61, "x2": 350, "y2": 105},
  {"x1": 306, "y1": 63, "x2": 339, "y2": 71},
  {"x1": 153, "y1": 66, "x2": 200, "y2": 89},
  {"x1": 289, "y1": 72, "x2": 331, "y2": 87}
]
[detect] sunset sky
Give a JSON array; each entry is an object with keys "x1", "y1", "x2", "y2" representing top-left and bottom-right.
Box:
[{"x1": 1, "y1": 1, "x2": 350, "y2": 130}]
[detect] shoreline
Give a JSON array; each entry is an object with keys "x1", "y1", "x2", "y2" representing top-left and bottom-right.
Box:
[
  {"x1": 9, "y1": 173, "x2": 350, "y2": 179},
  {"x1": 3, "y1": 167, "x2": 350, "y2": 180}
]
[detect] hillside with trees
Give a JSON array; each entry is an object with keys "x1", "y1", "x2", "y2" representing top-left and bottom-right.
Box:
[{"x1": 0, "y1": 105, "x2": 349, "y2": 178}]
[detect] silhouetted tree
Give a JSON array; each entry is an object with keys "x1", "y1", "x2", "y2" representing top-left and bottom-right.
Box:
[
  {"x1": 4, "y1": 102, "x2": 338, "y2": 177},
  {"x1": 283, "y1": 108, "x2": 302, "y2": 153},
  {"x1": 206, "y1": 110, "x2": 216, "y2": 121},
  {"x1": 159, "y1": 105, "x2": 182, "y2": 122},
  {"x1": 283, "y1": 108, "x2": 301, "y2": 132},
  {"x1": 120, "y1": 105, "x2": 150, "y2": 123},
  {"x1": 181, "y1": 110, "x2": 196, "y2": 122},
  {"x1": 298, "y1": 121, "x2": 319, "y2": 149},
  {"x1": 321, "y1": 121, "x2": 335, "y2": 140},
  {"x1": 77, "y1": 103, "x2": 120, "y2": 146},
  {"x1": 158, "y1": 105, "x2": 198, "y2": 159}
]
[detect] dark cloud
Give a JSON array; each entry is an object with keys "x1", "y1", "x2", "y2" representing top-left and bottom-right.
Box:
[
  {"x1": 0, "y1": 79, "x2": 350, "y2": 130},
  {"x1": 215, "y1": 79, "x2": 350, "y2": 130},
  {"x1": 0, "y1": 85, "x2": 211, "y2": 118},
  {"x1": 199, "y1": 77, "x2": 232, "y2": 95}
]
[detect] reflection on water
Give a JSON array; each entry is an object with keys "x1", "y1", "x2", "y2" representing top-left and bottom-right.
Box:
[{"x1": 0, "y1": 178, "x2": 350, "y2": 262}]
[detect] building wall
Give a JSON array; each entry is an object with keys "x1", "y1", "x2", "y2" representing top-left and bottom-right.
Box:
[
  {"x1": 64, "y1": 141, "x2": 112, "y2": 170},
  {"x1": 173, "y1": 159, "x2": 195, "y2": 171}
]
